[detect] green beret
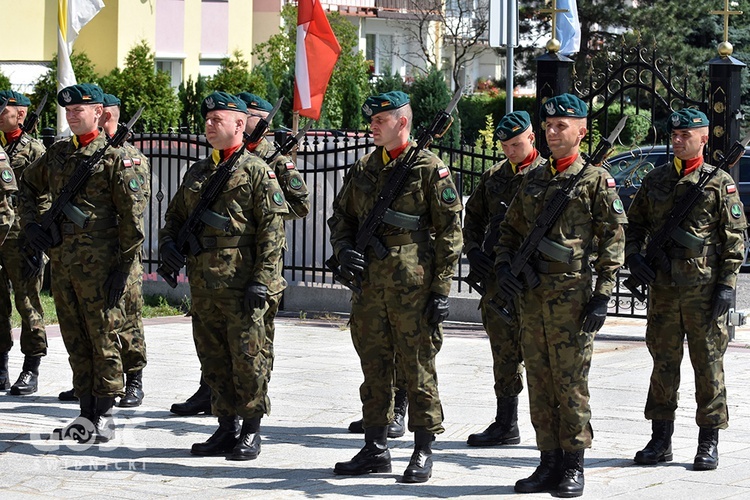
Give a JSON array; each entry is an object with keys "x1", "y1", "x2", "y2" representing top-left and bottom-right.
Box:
[
  {"x1": 669, "y1": 108, "x2": 709, "y2": 131},
  {"x1": 57, "y1": 83, "x2": 104, "y2": 106},
  {"x1": 0, "y1": 90, "x2": 31, "y2": 107},
  {"x1": 541, "y1": 93, "x2": 588, "y2": 119},
  {"x1": 102, "y1": 93, "x2": 121, "y2": 108},
  {"x1": 200, "y1": 91, "x2": 248, "y2": 118},
  {"x1": 236, "y1": 92, "x2": 272, "y2": 112},
  {"x1": 361, "y1": 91, "x2": 409, "y2": 123},
  {"x1": 495, "y1": 111, "x2": 531, "y2": 141}
]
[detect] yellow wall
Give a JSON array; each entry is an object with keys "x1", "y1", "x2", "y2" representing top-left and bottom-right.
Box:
[
  {"x1": 5, "y1": 1, "x2": 57, "y2": 63},
  {"x1": 183, "y1": 0, "x2": 202, "y2": 82}
]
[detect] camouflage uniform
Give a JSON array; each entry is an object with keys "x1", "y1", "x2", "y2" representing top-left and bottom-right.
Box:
[
  {"x1": 328, "y1": 143, "x2": 463, "y2": 434},
  {"x1": 626, "y1": 160, "x2": 746, "y2": 428},
  {"x1": 463, "y1": 154, "x2": 542, "y2": 399},
  {"x1": 0, "y1": 132, "x2": 45, "y2": 357},
  {"x1": 159, "y1": 148, "x2": 288, "y2": 418},
  {"x1": 19, "y1": 133, "x2": 146, "y2": 397},
  {"x1": 495, "y1": 156, "x2": 627, "y2": 451},
  {"x1": 253, "y1": 137, "x2": 309, "y2": 378}
]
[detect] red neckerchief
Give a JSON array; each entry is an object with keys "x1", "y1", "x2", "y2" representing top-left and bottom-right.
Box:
[
  {"x1": 675, "y1": 156, "x2": 702, "y2": 177},
  {"x1": 3, "y1": 127, "x2": 22, "y2": 144},
  {"x1": 550, "y1": 153, "x2": 578, "y2": 174},
  {"x1": 516, "y1": 149, "x2": 539, "y2": 173},
  {"x1": 221, "y1": 144, "x2": 242, "y2": 161},
  {"x1": 75, "y1": 129, "x2": 100, "y2": 148},
  {"x1": 245, "y1": 142, "x2": 260, "y2": 153},
  {"x1": 386, "y1": 142, "x2": 409, "y2": 163}
]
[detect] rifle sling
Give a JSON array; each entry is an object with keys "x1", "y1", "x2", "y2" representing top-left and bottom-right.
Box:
[
  {"x1": 537, "y1": 236, "x2": 574, "y2": 264},
  {"x1": 60, "y1": 217, "x2": 118, "y2": 235},
  {"x1": 670, "y1": 226, "x2": 707, "y2": 252},
  {"x1": 666, "y1": 243, "x2": 720, "y2": 259},
  {"x1": 382, "y1": 208, "x2": 421, "y2": 231},
  {"x1": 382, "y1": 229, "x2": 431, "y2": 248},
  {"x1": 534, "y1": 259, "x2": 583, "y2": 274},
  {"x1": 201, "y1": 234, "x2": 255, "y2": 249}
]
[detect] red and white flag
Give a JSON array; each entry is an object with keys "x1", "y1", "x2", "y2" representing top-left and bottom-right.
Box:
[{"x1": 293, "y1": 0, "x2": 341, "y2": 120}]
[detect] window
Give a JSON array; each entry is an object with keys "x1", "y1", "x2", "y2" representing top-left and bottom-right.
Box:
[
  {"x1": 199, "y1": 59, "x2": 223, "y2": 78},
  {"x1": 365, "y1": 34, "x2": 393, "y2": 76},
  {"x1": 155, "y1": 59, "x2": 183, "y2": 89}
]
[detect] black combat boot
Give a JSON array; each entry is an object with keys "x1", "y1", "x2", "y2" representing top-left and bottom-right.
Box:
[
  {"x1": 54, "y1": 394, "x2": 97, "y2": 443},
  {"x1": 0, "y1": 352, "x2": 9, "y2": 390},
  {"x1": 334, "y1": 426, "x2": 391, "y2": 475},
  {"x1": 171, "y1": 376, "x2": 211, "y2": 416},
  {"x1": 634, "y1": 420, "x2": 674, "y2": 465},
  {"x1": 93, "y1": 397, "x2": 117, "y2": 443},
  {"x1": 10, "y1": 355, "x2": 41, "y2": 395},
  {"x1": 119, "y1": 370, "x2": 144, "y2": 407},
  {"x1": 191, "y1": 416, "x2": 240, "y2": 456},
  {"x1": 58, "y1": 388, "x2": 78, "y2": 401},
  {"x1": 388, "y1": 388, "x2": 408, "y2": 438},
  {"x1": 402, "y1": 430, "x2": 434, "y2": 483},
  {"x1": 467, "y1": 396, "x2": 521, "y2": 446},
  {"x1": 557, "y1": 449, "x2": 585, "y2": 498},
  {"x1": 693, "y1": 427, "x2": 719, "y2": 471},
  {"x1": 227, "y1": 415, "x2": 262, "y2": 461},
  {"x1": 514, "y1": 449, "x2": 564, "y2": 493}
]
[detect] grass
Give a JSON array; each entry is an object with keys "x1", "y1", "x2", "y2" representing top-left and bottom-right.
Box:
[{"x1": 10, "y1": 291, "x2": 188, "y2": 328}]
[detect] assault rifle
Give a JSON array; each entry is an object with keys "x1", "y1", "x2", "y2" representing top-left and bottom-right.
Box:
[
  {"x1": 265, "y1": 121, "x2": 312, "y2": 164},
  {"x1": 6, "y1": 93, "x2": 48, "y2": 158},
  {"x1": 623, "y1": 130, "x2": 750, "y2": 302},
  {"x1": 156, "y1": 98, "x2": 283, "y2": 288},
  {"x1": 462, "y1": 209, "x2": 508, "y2": 313},
  {"x1": 493, "y1": 116, "x2": 628, "y2": 323},
  {"x1": 22, "y1": 106, "x2": 144, "y2": 272},
  {"x1": 325, "y1": 88, "x2": 462, "y2": 294}
]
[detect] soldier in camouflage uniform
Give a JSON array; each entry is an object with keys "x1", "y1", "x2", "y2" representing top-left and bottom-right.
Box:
[
  {"x1": 495, "y1": 94, "x2": 626, "y2": 497},
  {"x1": 463, "y1": 111, "x2": 542, "y2": 447},
  {"x1": 626, "y1": 109, "x2": 746, "y2": 472},
  {"x1": 329, "y1": 91, "x2": 463, "y2": 483},
  {"x1": 20, "y1": 84, "x2": 146, "y2": 444},
  {"x1": 159, "y1": 92, "x2": 288, "y2": 461},
  {"x1": 0, "y1": 90, "x2": 45, "y2": 396}
]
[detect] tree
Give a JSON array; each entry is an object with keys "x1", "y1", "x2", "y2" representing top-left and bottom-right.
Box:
[
  {"x1": 409, "y1": 66, "x2": 459, "y2": 146},
  {"x1": 32, "y1": 51, "x2": 100, "y2": 131},
  {"x1": 0, "y1": 71, "x2": 10, "y2": 90},
  {"x1": 178, "y1": 75, "x2": 209, "y2": 133},
  {"x1": 207, "y1": 50, "x2": 255, "y2": 96}
]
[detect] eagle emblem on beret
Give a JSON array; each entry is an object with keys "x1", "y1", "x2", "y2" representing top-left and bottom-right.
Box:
[
  {"x1": 671, "y1": 115, "x2": 681, "y2": 127},
  {"x1": 497, "y1": 130, "x2": 507, "y2": 140},
  {"x1": 362, "y1": 104, "x2": 372, "y2": 116},
  {"x1": 545, "y1": 102, "x2": 556, "y2": 116},
  {"x1": 206, "y1": 97, "x2": 215, "y2": 109},
  {"x1": 62, "y1": 91, "x2": 72, "y2": 103}
]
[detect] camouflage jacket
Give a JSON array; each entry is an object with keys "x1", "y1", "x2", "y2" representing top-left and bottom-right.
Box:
[
  {"x1": 254, "y1": 137, "x2": 310, "y2": 220},
  {"x1": 328, "y1": 142, "x2": 463, "y2": 296},
  {"x1": 19, "y1": 132, "x2": 146, "y2": 272},
  {"x1": 0, "y1": 150, "x2": 17, "y2": 245},
  {"x1": 159, "y1": 148, "x2": 288, "y2": 292},
  {"x1": 463, "y1": 153, "x2": 543, "y2": 256},
  {"x1": 495, "y1": 155, "x2": 627, "y2": 297},
  {"x1": 121, "y1": 141, "x2": 151, "y2": 285},
  {"x1": 2, "y1": 131, "x2": 43, "y2": 239},
  {"x1": 626, "y1": 160, "x2": 747, "y2": 288}
]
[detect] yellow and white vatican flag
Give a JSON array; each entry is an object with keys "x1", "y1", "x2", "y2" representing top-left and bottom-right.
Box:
[{"x1": 57, "y1": 0, "x2": 104, "y2": 135}]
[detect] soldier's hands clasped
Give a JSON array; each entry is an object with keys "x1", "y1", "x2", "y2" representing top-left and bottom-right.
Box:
[
  {"x1": 25, "y1": 223, "x2": 54, "y2": 253},
  {"x1": 104, "y1": 270, "x2": 129, "y2": 308},
  {"x1": 626, "y1": 253, "x2": 656, "y2": 286},
  {"x1": 339, "y1": 248, "x2": 366, "y2": 275},
  {"x1": 582, "y1": 293, "x2": 609, "y2": 333},
  {"x1": 496, "y1": 263, "x2": 523, "y2": 299},
  {"x1": 243, "y1": 281, "x2": 268, "y2": 313},
  {"x1": 467, "y1": 248, "x2": 493, "y2": 279},
  {"x1": 425, "y1": 293, "x2": 450, "y2": 325},
  {"x1": 711, "y1": 284, "x2": 734, "y2": 320},
  {"x1": 160, "y1": 241, "x2": 185, "y2": 272}
]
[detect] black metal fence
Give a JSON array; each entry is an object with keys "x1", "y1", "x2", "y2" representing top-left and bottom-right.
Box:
[{"x1": 131, "y1": 130, "x2": 648, "y2": 318}]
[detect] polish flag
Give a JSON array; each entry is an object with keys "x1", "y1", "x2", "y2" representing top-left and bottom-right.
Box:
[{"x1": 293, "y1": 0, "x2": 341, "y2": 120}]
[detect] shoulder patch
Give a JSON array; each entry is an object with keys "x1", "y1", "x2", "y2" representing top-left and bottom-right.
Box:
[
  {"x1": 133, "y1": 157, "x2": 141, "y2": 166},
  {"x1": 122, "y1": 158, "x2": 133, "y2": 168},
  {"x1": 612, "y1": 198, "x2": 624, "y2": 214},
  {"x1": 438, "y1": 167, "x2": 450, "y2": 179},
  {"x1": 731, "y1": 203, "x2": 743, "y2": 219},
  {"x1": 0, "y1": 151, "x2": 6, "y2": 161},
  {"x1": 128, "y1": 177, "x2": 140, "y2": 192},
  {"x1": 727, "y1": 184, "x2": 737, "y2": 194},
  {"x1": 272, "y1": 190, "x2": 285, "y2": 206},
  {"x1": 441, "y1": 186, "x2": 458, "y2": 204},
  {"x1": 267, "y1": 170, "x2": 277, "y2": 179},
  {"x1": 1, "y1": 169, "x2": 13, "y2": 183},
  {"x1": 289, "y1": 177, "x2": 303, "y2": 190},
  {"x1": 285, "y1": 161, "x2": 295, "y2": 170},
  {"x1": 607, "y1": 177, "x2": 616, "y2": 188}
]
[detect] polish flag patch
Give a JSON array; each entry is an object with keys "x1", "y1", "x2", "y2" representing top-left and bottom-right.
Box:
[
  {"x1": 606, "y1": 177, "x2": 616, "y2": 188},
  {"x1": 438, "y1": 167, "x2": 450, "y2": 179},
  {"x1": 133, "y1": 158, "x2": 141, "y2": 166},
  {"x1": 0, "y1": 152, "x2": 5, "y2": 161},
  {"x1": 285, "y1": 161, "x2": 295, "y2": 170},
  {"x1": 267, "y1": 171, "x2": 276, "y2": 179},
  {"x1": 122, "y1": 158, "x2": 132, "y2": 168},
  {"x1": 727, "y1": 184, "x2": 737, "y2": 194}
]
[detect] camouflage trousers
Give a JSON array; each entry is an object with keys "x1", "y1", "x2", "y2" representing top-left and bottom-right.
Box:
[
  {"x1": 0, "y1": 238, "x2": 47, "y2": 356},
  {"x1": 350, "y1": 282, "x2": 444, "y2": 435},
  {"x1": 519, "y1": 273, "x2": 594, "y2": 452},
  {"x1": 262, "y1": 291, "x2": 281, "y2": 383},
  {"x1": 191, "y1": 288, "x2": 269, "y2": 419},
  {"x1": 644, "y1": 283, "x2": 729, "y2": 429},
  {"x1": 480, "y1": 286, "x2": 524, "y2": 398},
  {"x1": 51, "y1": 258, "x2": 126, "y2": 398},
  {"x1": 119, "y1": 276, "x2": 147, "y2": 375}
]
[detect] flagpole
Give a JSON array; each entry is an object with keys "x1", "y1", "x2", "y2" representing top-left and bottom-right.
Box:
[{"x1": 292, "y1": 111, "x2": 300, "y2": 163}]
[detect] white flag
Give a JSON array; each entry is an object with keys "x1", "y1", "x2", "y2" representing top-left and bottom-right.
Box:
[
  {"x1": 57, "y1": 0, "x2": 105, "y2": 135},
  {"x1": 555, "y1": 0, "x2": 581, "y2": 56}
]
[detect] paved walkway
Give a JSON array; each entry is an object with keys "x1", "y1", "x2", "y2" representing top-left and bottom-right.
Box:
[{"x1": 2, "y1": 315, "x2": 750, "y2": 499}]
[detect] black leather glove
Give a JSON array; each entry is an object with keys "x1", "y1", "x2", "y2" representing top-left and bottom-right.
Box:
[
  {"x1": 21, "y1": 251, "x2": 45, "y2": 280},
  {"x1": 104, "y1": 270, "x2": 129, "y2": 309},
  {"x1": 160, "y1": 241, "x2": 185, "y2": 272},
  {"x1": 467, "y1": 248, "x2": 493, "y2": 278},
  {"x1": 712, "y1": 284, "x2": 734, "y2": 320},
  {"x1": 582, "y1": 293, "x2": 610, "y2": 333},
  {"x1": 25, "y1": 223, "x2": 54, "y2": 253},
  {"x1": 626, "y1": 253, "x2": 656, "y2": 286},
  {"x1": 496, "y1": 263, "x2": 524, "y2": 299},
  {"x1": 425, "y1": 293, "x2": 450, "y2": 325},
  {"x1": 339, "y1": 248, "x2": 366, "y2": 275},
  {"x1": 243, "y1": 282, "x2": 268, "y2": 313}
]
